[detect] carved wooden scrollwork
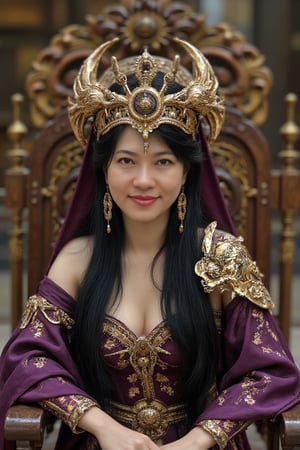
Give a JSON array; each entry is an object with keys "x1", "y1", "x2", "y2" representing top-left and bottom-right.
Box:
[
  {"x1": 40, "y1": 140, "x2": 84, "y2": 245},
  {"x1": 25, "y1": 0, "x2": 272, "y2": 129},
  {"x1": 211, "y1": 141, "x2": 257, "y2": 238}
]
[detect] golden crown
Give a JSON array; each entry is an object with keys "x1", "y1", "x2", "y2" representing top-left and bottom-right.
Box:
[{"x1": 68, "y1": 37, "x2": 225, "y2": 149}]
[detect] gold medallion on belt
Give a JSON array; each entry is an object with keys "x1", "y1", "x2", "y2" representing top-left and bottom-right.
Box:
[{"x1": 106, "y1": 398, "x2": 187, "y2": 441}]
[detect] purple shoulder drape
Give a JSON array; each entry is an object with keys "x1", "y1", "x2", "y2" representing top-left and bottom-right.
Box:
[{"x1": 0, "y1": 277, "x2": 92, "y2": 449}]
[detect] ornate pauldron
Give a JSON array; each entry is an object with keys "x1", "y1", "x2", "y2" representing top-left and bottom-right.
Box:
[
  {"x1": 194, "y1": 222, "x2": 274, "y2": 309},
  {"x1": 20, "y1": 295, "x2": 74, "y2": 329}
]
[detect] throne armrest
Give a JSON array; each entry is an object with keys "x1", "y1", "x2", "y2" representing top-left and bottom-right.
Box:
[
  {"x1": 4, "y1": 402, "x2": 300, "y2": 449},
  {"x1": 4, "y1": 405, "x2": 46, "y2": 446},
  {"x1": 280, "y1": 402, "x2": 300, "y2": 449}
]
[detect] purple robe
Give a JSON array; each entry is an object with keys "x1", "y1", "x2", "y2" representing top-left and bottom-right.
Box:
[{"x1": 1, "y1": 274, "x2": 300, "y2": 449}]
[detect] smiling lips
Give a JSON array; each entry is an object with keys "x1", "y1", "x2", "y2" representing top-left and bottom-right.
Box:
[{"x1": 130, "y1": 195, "x2": 158, "y2": 206}]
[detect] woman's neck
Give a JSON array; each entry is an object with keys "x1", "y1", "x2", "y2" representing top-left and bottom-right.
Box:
[{"x1": 123, "y1": 217, "x2": 167, "y2": 256}]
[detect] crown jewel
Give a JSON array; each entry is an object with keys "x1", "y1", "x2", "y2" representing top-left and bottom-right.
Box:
[{"x1": 68, "y1": 37, "x2": 225, "y2": 149}]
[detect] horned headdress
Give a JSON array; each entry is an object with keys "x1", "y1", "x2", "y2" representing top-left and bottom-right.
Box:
[{"x1": 68, "y1": 37, "x2": 225, "y2": 150}]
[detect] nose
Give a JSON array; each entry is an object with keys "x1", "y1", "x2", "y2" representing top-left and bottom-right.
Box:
[{"x1": 133, "y1": 163, "x2": 155, "y2": 189}]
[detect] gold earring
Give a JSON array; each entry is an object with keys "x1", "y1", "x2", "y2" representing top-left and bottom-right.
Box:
[
  {"x1": 177, "y1": 187, "x2": 187, "y2": 233},
  {"x1": 103, "y1": 187, "x2": 113, "y2": 234}
]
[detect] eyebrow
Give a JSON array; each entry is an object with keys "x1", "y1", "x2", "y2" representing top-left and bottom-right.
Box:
[{"x1": 114, "y1": 149, "x2": 174, "y2": 156}]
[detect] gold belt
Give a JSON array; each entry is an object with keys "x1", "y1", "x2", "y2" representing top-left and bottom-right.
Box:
[{"x1": 106, "y1": 398, "x2": 187, "y2": 441}]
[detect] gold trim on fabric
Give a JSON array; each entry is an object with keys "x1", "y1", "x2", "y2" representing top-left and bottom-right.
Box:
[
  {"x1": 41, "y1": 395, "x2": 98, "y2": 434},
  {"x1": 106, "y1": 399, "x2": 187, "y2": 442},
  {"x1": 69, "y1": 397, "x2": 99, "y2": 433},
  {"x1": 199, "y1": 419, "x2": 229, "y2": 449},
  {"x1": 194, "y1": 222, "x2": 274, "y2": 310},
  {"x1": 20, "y1": 295, "x2": 75, "y2": 329},
  {"x1": 200, "y1": 418, "x2": 252, "y2": 449}
]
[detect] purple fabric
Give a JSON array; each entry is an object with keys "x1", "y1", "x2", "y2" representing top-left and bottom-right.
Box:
[
  {"x1": 0, "y1": 277, "x2": 90, "y2": 449},
  {"x1": 198, "y1": 296, "x2": 300, "y2": 422},
  {"x1": 198, "y1": 123, "x2": 236, "y2": 234},
  {"x1": 1, "y1": 277, "x2": 300, "y2": 449}
]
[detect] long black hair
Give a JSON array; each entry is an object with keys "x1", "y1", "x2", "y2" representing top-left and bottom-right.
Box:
[{"x1": 71, "y1": 74, "x2": 219, "y2": 425}]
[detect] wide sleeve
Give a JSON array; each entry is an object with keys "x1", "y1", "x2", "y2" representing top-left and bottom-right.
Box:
[
  {"x1": 0, "y1": 276, "x2": 98, "y2": 446},
  {"x1": 193, "y1": 222, "x2": 300, "y2": 448},
  {"x1": 197, "y1": 297, "x2": 300, "y2": 448}
]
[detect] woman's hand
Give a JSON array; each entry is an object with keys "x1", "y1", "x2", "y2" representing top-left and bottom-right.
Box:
[
  {"x1": 160, "y1": 426, "x2": 216, "y2": 450},
  {"x1": 97, "y1": 419, "x2": 161, "y2": 450},
  {"x1": 79, "y1": 406, "x2": 160, "y2": 449}
]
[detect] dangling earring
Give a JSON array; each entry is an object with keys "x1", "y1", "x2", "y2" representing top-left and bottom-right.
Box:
[
  {"x1": 177, "y1": 186, "x2": 187, "y2": 233},
  {"x1": 103, "y1": 186, "x2": 113, "y2": 234}
]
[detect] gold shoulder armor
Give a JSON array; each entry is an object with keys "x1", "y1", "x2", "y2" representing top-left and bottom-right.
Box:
[{"x1": 194, "y1": 222, "x2": 274, "y2": 309}]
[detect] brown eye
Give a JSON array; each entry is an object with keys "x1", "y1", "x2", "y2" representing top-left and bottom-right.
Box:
[
  {"x1": 119, "y1": 157, "x2": 134, "y2": 165},
  {"x1": 158, "y1": 159, "x2": 172, "y2": 166}
]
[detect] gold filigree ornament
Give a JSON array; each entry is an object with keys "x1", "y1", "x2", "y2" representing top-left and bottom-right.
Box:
[
  {"x1": 20, "y1": 295, "x2": 75, "y2": 330},
  {"x1": 68, "y1": 37, "x2": 225, "y2": 150},
  {"x1": 194, "y1": 222, "x2": 274, "y2": 310}
]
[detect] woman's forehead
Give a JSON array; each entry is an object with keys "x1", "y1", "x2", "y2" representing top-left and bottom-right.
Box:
[{"x1": 114, "y1": 126, "x2": 173, "y2": 153}]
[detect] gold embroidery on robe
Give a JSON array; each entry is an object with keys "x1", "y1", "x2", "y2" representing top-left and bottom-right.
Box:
[
  {"x1": 20, "y1": 295, "x2": 74, "y2": 329},
  {"x1": 29, "y1": 319, "x2": 45, "y2": 338},
  {"x1": 236, "y1": 373, "x2": 271, "y2": 405},
  {"x1": 251, "y1": 308, "x2": 287, "y2": 358},
  {"x1": 199, "y1": 418, "x2": 251, "y2": 450},
  {"x1": 194, "y1": 222, "x2": 274, "y2": 309},
  {"x1": 199, "y1": 419, "x2": 229, "y2": 449},
  {"x1": 41, "y1": 394, "x2": 98, "y2": 433},
  {"x1": 32, "y1": 356, "x2": 47, "y2": 368}
]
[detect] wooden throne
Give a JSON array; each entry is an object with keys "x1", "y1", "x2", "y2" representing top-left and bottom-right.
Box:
[{"x1": 3, "y1": 1, "x2": 300, "y2": 449}]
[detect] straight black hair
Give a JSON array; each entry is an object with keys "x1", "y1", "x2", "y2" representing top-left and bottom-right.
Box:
[{"x1": 71, "y1": 74, "x2": 219, "y2": 425}]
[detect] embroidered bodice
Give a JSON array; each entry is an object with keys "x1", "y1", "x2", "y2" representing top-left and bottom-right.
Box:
[{"x1": 101, "y1": 316, "x2": 187, "y2": 442}]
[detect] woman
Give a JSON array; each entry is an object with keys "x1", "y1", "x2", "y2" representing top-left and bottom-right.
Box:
[{"x1": 0, "y1": 37, "x2": 300, "y2": 450}]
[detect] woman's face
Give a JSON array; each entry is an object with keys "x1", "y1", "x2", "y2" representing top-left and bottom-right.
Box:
[{"x1": 105, "y1": 126, "x2": 187, "y2": 228}]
